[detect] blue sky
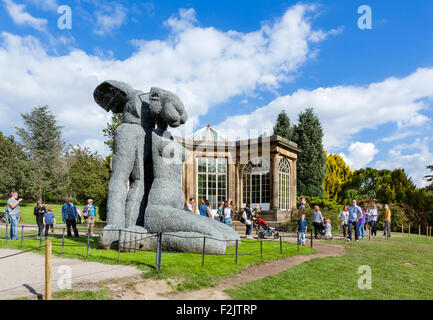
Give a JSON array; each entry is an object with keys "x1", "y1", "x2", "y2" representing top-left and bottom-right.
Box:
[{"x1": 0, "y1": 0, "x2": 432, "y2": 186}]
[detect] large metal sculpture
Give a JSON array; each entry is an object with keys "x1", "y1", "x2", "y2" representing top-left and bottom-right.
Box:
[{"x1": 94, "y1": 81, "x2": 239, "y2": 254}]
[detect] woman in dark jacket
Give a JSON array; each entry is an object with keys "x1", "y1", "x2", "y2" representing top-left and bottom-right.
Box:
[{"x1": 34, "y1": 200, "x2": 47, "y2": 239}]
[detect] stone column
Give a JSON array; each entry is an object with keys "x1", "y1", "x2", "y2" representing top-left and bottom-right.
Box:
[{"x1": 271, "y1": 154, "x2": 280, "y2": 211}]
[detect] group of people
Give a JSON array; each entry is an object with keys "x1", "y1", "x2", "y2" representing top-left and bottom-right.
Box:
[
  {"x1": 184, "y1": 198, "x2": 238, "y2": 227},
  {"x1": 296, "y1": 199, "x2": 392, "y2": 245},
  {"x1": 2, "y1": 192, "x2": 98, "y2": 241},
  {"x1": 184, "y1": 197, "x2": 262, "y2": 239},
  {"x1": 337, "y1": 201, "x2": 392, "y2": 241}
]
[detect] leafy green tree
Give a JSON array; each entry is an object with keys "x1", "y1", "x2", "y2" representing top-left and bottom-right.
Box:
[
  {"x1": 65, "y1": 146, "x2": 110, "y2": 206},
  {"x1": 292, "y1": 108, "x2": 326, "y2": 197},
  {"x1": 0, "y1": 131, "x2": 35, "y2": 199},
  {"x1": 103, "y1": 113, "x2": 123, "y2": 153},
  {"x1": 15, "y1": 106, "x2": 67, "y2": 201},
  {"x1": 273, "y1": 110, "x2": 294, "y2": 141},
  {"x1": 323, "y1": 153, "x2": 353, "y2": 203}
]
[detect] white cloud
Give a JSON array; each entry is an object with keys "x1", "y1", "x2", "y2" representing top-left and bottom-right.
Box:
[
  {"x1": 216, "y1": 67, "x2": 433, "y2": 149},
  {"x1": 397, "y1": 114, "x2": 429, "y2": 128},
  {"x1": 0, "y1": 4, "x2": 333, "y2": 155},
  {"x1": 2, "y1": 0, "x2": 48, "y2": 31},
  {"x1": 93, "y1": 4, "x2": 128, "y2": 35},
  {"x1": 376, "y1": 137, "x2": 433, "y2": 187},
  {"x1": 339, "y1": 142, "x2": 379, "y2": 170},
  {"x1": 27, "y1": 0, "x2": 58, "y2": 12}
]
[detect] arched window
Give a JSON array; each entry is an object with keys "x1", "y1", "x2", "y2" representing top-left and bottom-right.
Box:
[
  {"x1": 197, "y1": 157, "x2": 227, "y2": 210},
  {"x1": 242, "y1": 157, "x2": 270, "y2": 209},
  {"x1": 279, "y1": 158, "x2": 290, "y2": 211}
]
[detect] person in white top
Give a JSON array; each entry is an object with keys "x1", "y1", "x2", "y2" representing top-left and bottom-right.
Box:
[
  {"x1": 324, "y1": 219, "x2": 333, "y2": 240},
  {"x1": 338, "y1": 205, "x2": 350, "y2": 239},
  {"x1": 367, "y1": 205, "x2": 378, "y2": 236},
  {"x1": 186, "y1": 198, "x2": 198, "y2": 214},
  {"x1": 223, "y1": 200, "x2": 233, "y2": 227}
]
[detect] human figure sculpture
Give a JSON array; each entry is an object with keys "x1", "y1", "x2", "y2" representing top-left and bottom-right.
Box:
[
  {"x1": 94, "y1": 81, "x2": 239, "y2": 253},
  {"x1": 143, "y1": 90, "x2": 240, "y2": 254}
]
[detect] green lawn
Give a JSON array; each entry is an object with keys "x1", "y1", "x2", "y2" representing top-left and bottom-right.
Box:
[
  {"x1": 0, "y1": 233, "x2": 315, "y2": 292},
  {"x1": 226, "y1": 234, "x2": 433, "y2": 300},
  {"x1": 0, "y1": 200, "x2": 100, "y2": 224}
]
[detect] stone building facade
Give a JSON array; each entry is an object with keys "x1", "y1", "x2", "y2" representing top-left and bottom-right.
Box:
[{"x1": 176, "y1": 125, "x2": 300, "y2": 221}]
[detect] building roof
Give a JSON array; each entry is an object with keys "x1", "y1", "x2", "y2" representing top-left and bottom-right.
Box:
[{"x1": 190, "y1": 124, "x2": 227, "y2": 141}]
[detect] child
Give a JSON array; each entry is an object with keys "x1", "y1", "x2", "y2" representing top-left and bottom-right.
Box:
[
  {"x1": 324, "y1": 219, "x2": 333, "y2": 240},
  {"x1": 296, "y1": 214, "x2": 308, "y2": 246},
  {"x1": 43, "y1": 207, "x2": 56, "y2": 238}
]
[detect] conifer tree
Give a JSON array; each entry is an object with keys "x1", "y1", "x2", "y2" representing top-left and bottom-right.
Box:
[
  {"x1": 292, "y1": 108, "x2": 326, "y2": 197},
  {"x1": 273, "y1": 110, "x2": 293, "y2": 140}
]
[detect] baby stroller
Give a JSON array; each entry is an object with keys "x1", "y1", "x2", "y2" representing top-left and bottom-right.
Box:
[{"x1": 253, "y1": 216, "x2": 279, "y2": 239}]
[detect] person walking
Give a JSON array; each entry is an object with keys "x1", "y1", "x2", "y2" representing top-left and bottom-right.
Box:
[
  {"x1": 383, "y1": 204, "x2": 392, "y2": 238},
  {"x1": 223, "y1": 200, "x2": 233, "y2": 227},
  {"x1": 199, "y1": 199, "x2": 208, "y2": 217},
  {"x1": 7, "y1": 192, "x2": 22, "y2": 240},
  {"x1": 62, "y1": 197, "x2": 79, "y2": 238},
  {"x1": 348, "y1": 199, "x2": 363, "y2": 242},
  {"x1": 43, "y1": 208, "x2": 56, "y2": 238},
  {"x1": 324, "y1": 219, "x2": 333, "y2": 240},
  {"x1": 296, "y1": 214, "x2": 308, "y2": 246},
  {"x1": 299, "y1": 197, "x2": 306, "y2": 211},
  {"x1": 34, "y1": 200, "x2": 47, "y2": 240},
  {"x1": 83, "y1": 199, "x2": 97, "y2": 236},
  {"x1": 242, "y1": 203, "x2": 254, "y2": 239},
  {"x1": 368, "y1": 205, "x2": 378, "y2": 236},
  {"x1": 215, "y1": 201, "x2": 224, "y2": 222},
  {"x1": 358, "y1": 207, "x2": 367, "y2": 238},
  {"x1": 186, "y1": 198, "x2": 196, "y2": 213},
  {"x1": 205, "y1": 200, "x2": 213, "y2": 218},
  {"x1": 312, "y1": 205, "x2": 324, "y2": 239},
  {"x1": 338, "y1": 205, "x2": 350, "y2": 238}
]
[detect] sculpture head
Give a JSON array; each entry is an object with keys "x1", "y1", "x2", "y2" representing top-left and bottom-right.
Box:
[
  {"x1": 149, "y1": 87, "x2": 187, "y2": 128},
  {"x1": 93, "y1": 80, "x2": 142, "y2": 125}
]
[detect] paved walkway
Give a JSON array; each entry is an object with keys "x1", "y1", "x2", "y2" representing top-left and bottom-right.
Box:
[{"x1": 0, "y1": 248, "x2": 142, "y2": 300}]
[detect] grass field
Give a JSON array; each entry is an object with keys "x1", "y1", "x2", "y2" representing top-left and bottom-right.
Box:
[
  {"x1": 0, "y1": 233, "x2": 315, "y2": 292},
  {"x1": 226, "y1": 234, "x2": 433, "y2": 300},
  {"x1": 0, "y1": 200, "x2": 100, "y2": 224}
]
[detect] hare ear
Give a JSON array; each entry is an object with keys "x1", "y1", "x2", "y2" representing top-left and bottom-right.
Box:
[{"x1": 149, "y1": 87, "x2": 163, "y2": 116}]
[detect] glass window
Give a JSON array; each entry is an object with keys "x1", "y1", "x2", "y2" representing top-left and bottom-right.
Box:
[
  {"x1": 242, "y1": 157, "x2": 270, "y2": 207},
  {"x1": 279, "y1": 158, "x2": 290, "y2": 211},
  {"x1": 196, "y1": 157, "x2": 227, "y2": 210}
]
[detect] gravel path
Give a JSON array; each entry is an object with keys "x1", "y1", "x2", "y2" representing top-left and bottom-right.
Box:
[{"x1": 0, "y1": 248, "x2": 142, "y2": 300}]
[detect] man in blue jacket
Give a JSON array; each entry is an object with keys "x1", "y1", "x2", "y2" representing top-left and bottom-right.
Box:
[
  {"x1": 348, "y1": 199, "x2": 363, "y2": 242},
  {"x1": 62, "y1": 197, "x2": 79, "y2": 238}
]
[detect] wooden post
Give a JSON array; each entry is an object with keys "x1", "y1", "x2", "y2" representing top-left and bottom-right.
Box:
[
  {"x1": 408, "y1": 224, "x2": 411, "y2": 237},
  {"x1": 45, "y1": 240, "x2": 52, "y2": 300},
  {"x1": 260, "y1": 240, "x2": 263, "y2": 260},
  {"x1": 401, "y1": 223, "x2": 404, "y2": 235},
  {"x1": 61, "y1": 228, "x2": 65, "y2": 255},
  {"x1": 419, "y1": 225, "x2": 421, "y2": 236},
  {"x1": 235, "y1": 239, "x2": 239, "y2": 264},
  {"x1": 21, "y1": 225, "x2": 24, "y2": 247},
  {"x1": 5, "y1": 223, "x2": 8, "y2": 245},
  {"x1": 426, "y1": 225, "x2": 428, "y2": 239},
  {"x1": 430, "y1": 226, "x2": 432, "y2": 237}
]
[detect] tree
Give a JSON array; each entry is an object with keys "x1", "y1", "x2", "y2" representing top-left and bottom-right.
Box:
[
  {"x1": 273, "y1": 110, "x2": 294, "y2": 141},
  {"x1": 15, "y1": 105, "x2": 67, "y2": 201},
  {"x1": 292, "y1": 108, "x2": 326, "y2": 197},
  {"x1": 424, "y1": 165, "x2": 433, "y2": 185},
  {"x1": 103, "y1": 113, "x2": 123, "y2": 153},
  {"x1": 323, "y1": 153, "x2": 353, "y2": 203},
  {"x1": 65, "y1": 146, "x2": 110, "y2": 206},
  {"x1": 0, "y1": 131, "x2": 35, "y2": 198}
]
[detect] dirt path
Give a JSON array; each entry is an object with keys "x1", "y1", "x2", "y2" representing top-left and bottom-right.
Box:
[
  {"x1": 0, "y1": 248, "x2": 142, "y2": 300},
  {"x1": 108, "y1": 240, "x2": 346, "y2": 300}
]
